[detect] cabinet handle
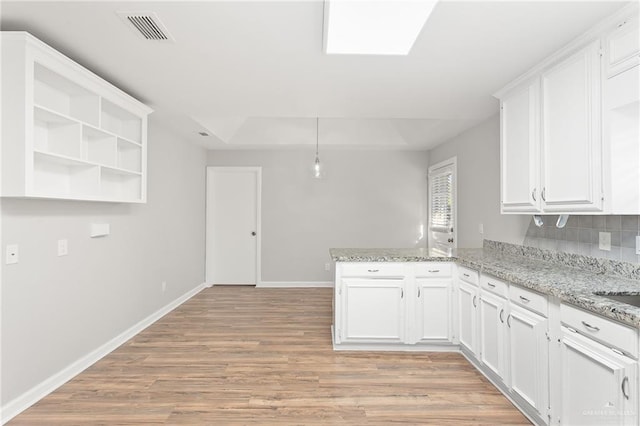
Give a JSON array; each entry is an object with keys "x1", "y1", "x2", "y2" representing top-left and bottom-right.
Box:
[
  {"x1": 499, "y1": 308, "x2": 505, "y2": 323},
  {"x1": 417, "y1": 288, "x2": 421, "y2": 298},
  {"x1": 531, "y1": 188, "x2": 537, "y2": 201},
  {"x1": 401, "y1": 289, "x2": 404, "y2": 299},
  {"x1": 472, "y1": 295, "x2": 477, "y2": 308},
  {"x1": 487, "y1": 282, "x2": 496, "y2": 288},
  {"x1": 622, "y1": 376, "x2": 630, "y2": 400},
  {"x1": 428, "y1": 269, "x2": 440, "y2": 273},
  {"x1": 463, "y1": 273, "x2": 470, "y2": 278},
  {"x1": 519, "y1": 295, "x2": 530, "y2": 303},
  {"x1": 507, "y1": 314, "x2": 512, "y2": 328},
  {"x1": 367, "y1": 269, "x2": 379, "y2": 273},
  {"x1": 541, "y1": 187, "x2": 546, "y2": 202},
  {"x1": 581, "y1": 321, "x2": 600, "y2": 332}
]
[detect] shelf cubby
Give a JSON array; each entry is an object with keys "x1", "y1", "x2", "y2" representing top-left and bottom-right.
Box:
[
  {"x1": 34, "y1": 63, "x2": 100, "y2": 127},
  {"x1": 33, "y1": 151, "x2": 100, "y2": 198},
  {"x1": 100, "y1": 168, "x2": 142, "y2": 201},
  {"x1": 34, "y1": 106, "x2": 81, "y2": 158},
  {"x1": 117, "y1": 138, "x2": 142, "y2": 173},
  {"x1": 82, "y1": 125, "x2": 116, "y2": 167},
  {"x1": 101, "y1": 99, "x2": 142, "y2": 143}
]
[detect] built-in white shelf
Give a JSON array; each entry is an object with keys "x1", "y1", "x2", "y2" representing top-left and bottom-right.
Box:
[{"x1": 1, "y1": 32, "x2": 152, "y2": 202}]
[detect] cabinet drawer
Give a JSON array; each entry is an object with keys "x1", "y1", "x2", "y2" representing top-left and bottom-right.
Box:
[
  {"x1": 340, "y1": 263, "x2": 405, "y2": 277},
  {"x1": 480, "y1": 274, "x2": 508, "y2": 298},
  {"x1": 509, "y1": 285, "x2": 548, "y2": 317},
  {"x1": 458, "y1": 266, "x2": 479, "y2": 286},
  {"x1": 561, "y1": 303, "x2": 638, "y2": 358},
  {"x1": 414, "y1": 262, "x2": 452, "y2": 278}
]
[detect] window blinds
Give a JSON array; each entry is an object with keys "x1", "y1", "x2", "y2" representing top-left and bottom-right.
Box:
[{"x1": 430, "y1": 169, "x2": 453, "y2": 233}]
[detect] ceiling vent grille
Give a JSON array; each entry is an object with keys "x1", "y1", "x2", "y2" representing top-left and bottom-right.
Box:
[{"x1": 117, "y1": 11, "x2": 174, "y2": 42}]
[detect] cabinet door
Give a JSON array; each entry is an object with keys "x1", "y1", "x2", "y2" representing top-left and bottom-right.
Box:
[
  {"x1": 458, "y1": 280, "x2": 478, "y2": 355},
  {"x1": 342, "y1": 278, "x2": 405, "y2": 343},
  {"x1": 508, "y1": 305, "x2": 549, "y2": 419},
  {"x1": 605, "y1": 14, "x2": 640, "y2": 77},
  {"x1": 479, "y1": 291, "x2": 508, "y2": 381},
  {"x1": 560, "y1": 327, "x2": 638, "y2": 426},
  {"x1": 416, "y1": 278, "x2": 452, "y2": 342},
  {"x1": 500, "y1": 80, "x2": 541, "y2": 213},
  {"x1": 541, "y1": 40, "x2": 603, "y2": 212}
]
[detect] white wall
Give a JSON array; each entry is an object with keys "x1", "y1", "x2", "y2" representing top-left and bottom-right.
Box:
[
  {"x1": 1, "y1": 119, "x2": 207, "y2": 406},
  {"x1": 207, "y1": 149, "x2": 430, "y2": 283},
  {"x1": 428, "y1": 115, "x2": 530, "y2": 247}
]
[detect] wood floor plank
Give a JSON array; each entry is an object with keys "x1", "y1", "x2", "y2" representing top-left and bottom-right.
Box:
[{"x1": 9, "y1": 286, "x2": 530, "y2": 425}]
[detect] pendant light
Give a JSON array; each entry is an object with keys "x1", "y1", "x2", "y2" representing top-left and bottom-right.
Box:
[{"x1": 312, "y1": 117, "x2": 324, "y2": 179}]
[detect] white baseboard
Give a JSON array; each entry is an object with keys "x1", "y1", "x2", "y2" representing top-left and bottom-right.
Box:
[
  {"x1": 257, "y1": 281, "x2": 333, "y2": 288},
  {"x1": 0, "y1": 282, "x2": 207, "y2": 425}
]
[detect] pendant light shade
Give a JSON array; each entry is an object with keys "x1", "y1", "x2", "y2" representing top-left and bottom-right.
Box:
[{"x1": 312, "y1": 117, "x2": 324, "y2": 179}]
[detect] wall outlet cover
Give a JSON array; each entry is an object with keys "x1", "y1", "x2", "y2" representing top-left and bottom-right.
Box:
[
  {"x1": 599, "y1": 232, "x2": 611, "y2": 251},
  {"x1": 57, "y1": 239, "x2": 68, "y2": 256}
]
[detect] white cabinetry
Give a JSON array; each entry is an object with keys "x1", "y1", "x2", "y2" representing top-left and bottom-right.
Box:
[
  {"x1": 415, "y1": 273, "x2": 453, "y2": 343},
  {"x1": 478, "y1": 289, "x2": 508, "y2": 381},
  {"x1": 457, "y1": 267, "x2": 479, "y2": 356},
  {"x1": 605, "y1": 13, "x2": 640, "y2": 77},
  {"x1": 541, "y1": 41, "x2": 603, "y2": 213},
  {"x1": 560, "y1": 328, "x2": 637, "y2": 425},
  {"x1": 500, "y1": 80, "x2": 540, "y2": 213},
  {"x1": 1, "y1": 32, "x2": 152, "y2": 202}
]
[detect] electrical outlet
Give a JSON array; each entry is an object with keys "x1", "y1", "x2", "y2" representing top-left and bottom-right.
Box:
[
  {"x1": 161, "y1": 281, "x2": 167, "y2": 293},
  {"x1": 599, "y1": 232, "x2": 611, "y2": 251},
  {"x1": 5, "y1": 245, "x2": 18, "y2": 264},
  {"x1": 324, "y1": 263, "x2": 331, "y2": 271},
  {"x1": 636, "y1": 236, "x2": 640, "y2": 255},
  {"x1": 57, "y1": 239, "x2": 68, "y2": 256}
]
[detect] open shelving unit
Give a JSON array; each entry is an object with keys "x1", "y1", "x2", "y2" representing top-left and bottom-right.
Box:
[{"x1": 1, "y1": 32, "x2": 152, "y2": 202}]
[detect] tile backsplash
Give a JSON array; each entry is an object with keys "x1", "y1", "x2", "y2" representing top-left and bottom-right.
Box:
[{"x1": 523, "y1": 215, "x2": 640, "y2": 264}]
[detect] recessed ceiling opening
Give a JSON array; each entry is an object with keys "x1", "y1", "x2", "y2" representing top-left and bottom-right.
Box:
[{"x1": 117, "y1": 11, "x2": 174, "y2": 42}]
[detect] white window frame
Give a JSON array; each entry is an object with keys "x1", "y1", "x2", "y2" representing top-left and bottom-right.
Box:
[{"x1": 428, "y1": 157, "x2": 457, "y2": 251}]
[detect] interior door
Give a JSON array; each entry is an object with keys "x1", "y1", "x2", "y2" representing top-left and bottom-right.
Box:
[{"x1": 206, "y1": 167, "x2": 260, "y2": 285}]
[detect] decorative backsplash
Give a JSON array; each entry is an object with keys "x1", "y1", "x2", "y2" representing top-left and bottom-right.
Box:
[{"x1": 523, "y1": 215, "x2": 640, "y2": 264}]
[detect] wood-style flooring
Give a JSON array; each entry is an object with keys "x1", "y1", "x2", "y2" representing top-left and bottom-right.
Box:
[{"x1": 10, "y1": 286, "x2": 530, "y2": 425}]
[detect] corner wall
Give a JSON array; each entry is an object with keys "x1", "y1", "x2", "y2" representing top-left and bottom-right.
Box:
[
  {"x1": 428, "y1": 115, "x2": 530, "y2": 247},
  {"x1": 1, "y1": 118, "x2": 208, "y2": 409}
]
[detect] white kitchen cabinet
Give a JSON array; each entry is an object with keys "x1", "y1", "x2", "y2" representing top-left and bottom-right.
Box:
[
  {"x1": 560, "y1": 327, "x2": 637, "y2": 426},
  {"x1": 458, "y1": 279, "x2": 479, "y2": 356},
  {"x1": 540, "y1": 40, "x2": 603, "y2": 213},
  {"x1": 341, "y1": 278, "x2": 406, "y2": 343},
  {"x1": 415, "y1": 278, "x2": 452, "y2": 342},
  {"x1": 500, "y1": 80, "x2": 541, "y2": 213},
  {"x1": 508, "y1": 303, "x2": 549, "y2": 421},
  {"x1": 605, "y1": 13, "x2": 640, "y2": 78},
  {"x1": 1, "y1": 32, "x2": 152, "y2": 202},
  {"x1": 479, "y1": 289, "x2": 509, "y2": 382}
]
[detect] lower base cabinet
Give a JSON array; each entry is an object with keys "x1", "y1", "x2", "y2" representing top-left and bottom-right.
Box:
[
  {"x1": 560, "y1": 327, "x2": 638, "y2": 426},
  {"x1": 458, "y1": 280, "x2": 479, "y2": 355},
  {"x1": 508, "y1": 304, "x2": 549, "y2": 420},
  {"x1": 479, "y1": 290, "x2": 509, "y2": 382},
  {"x1": 415, "y1": 278, "x2": 453, "y2": 342}
]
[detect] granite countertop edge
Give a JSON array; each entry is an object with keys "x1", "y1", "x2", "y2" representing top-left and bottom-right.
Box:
[{"x1": 330, "y1": 248, "x2": 640, "y2": 329}]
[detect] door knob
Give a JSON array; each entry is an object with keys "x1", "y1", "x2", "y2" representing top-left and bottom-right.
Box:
[{"x1": 251, "y1": 231, "x2": 256, "y2": 236}]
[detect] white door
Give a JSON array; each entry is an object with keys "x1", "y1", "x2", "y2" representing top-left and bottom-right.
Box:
[
  {"x1": 479, "y1": 290, "x2": 507, "y2": 381},
  {"x1": 500, "y1": 80, "x2": 541, "y2": 213},
  {"x1": 541, "y1": 40, "x2": 603, "y2": 212},
  {"x1": 415, "y1": 278, "x2": 452, "y2": 342},
  {"x1": 342, "y1": 278, "x2": 405, "y2": 343},
  {"x1": 560, "y1": 327, "x2": 637, "y2": 426},
  {"x1": 508, "y1": 304, "x2": 549, "y2": 416},
  {"x1": 206, "y1": 167, "x2": 261, "y2": 285},
  {"x1": 428, "y1": 158, "x2": 456, "y2": 253},
  {"x1": 458, "y1": 280, "x2": 478, "y2": 355}
]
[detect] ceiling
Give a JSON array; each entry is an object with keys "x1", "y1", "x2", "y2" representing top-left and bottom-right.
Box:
[{"x1": 0, "y1": 1, "x2": 629, "y2": 150}]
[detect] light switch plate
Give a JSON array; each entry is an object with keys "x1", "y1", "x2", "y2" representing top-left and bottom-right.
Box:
[
  {"x1": 599, "y1": 232, "x2": 611, "y2": 251},
  {"x1": 57, "y1": 239, "x2": 68, "y2": 256},
  {"x1": 6, "y1": 244, "x2": 18, "y2": 264},
  {"x1": 636, "y1": 236, "x2": 640, "y2": 255},
  {"x1": 90, "y1": 223, "x2": 110, "y2": 238}
]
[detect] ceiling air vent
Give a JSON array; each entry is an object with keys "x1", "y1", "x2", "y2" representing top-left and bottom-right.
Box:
[{"x1": 117, "y1": 11, "x2": 174, "y2": 42}]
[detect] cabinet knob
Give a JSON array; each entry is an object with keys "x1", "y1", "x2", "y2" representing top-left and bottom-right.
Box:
[
  {"x1": 541, "y1": 187, "x2": 546, "y2": 202},
  {"x1": 532, "y1": 188, "x2": 537, "y2": 201}
]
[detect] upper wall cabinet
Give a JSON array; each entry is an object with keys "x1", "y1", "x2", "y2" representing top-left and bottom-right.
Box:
[
  {"x1": 1, "y1": 32, "x2": 153, "y2": 203},
  {"x1": 495, "y1": 4, "x2": 639, "y2": 215}
]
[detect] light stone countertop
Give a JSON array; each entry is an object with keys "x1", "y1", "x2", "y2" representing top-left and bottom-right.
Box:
[{"x1": 330, "y1": 247, "x2": 640, "y2": 328}]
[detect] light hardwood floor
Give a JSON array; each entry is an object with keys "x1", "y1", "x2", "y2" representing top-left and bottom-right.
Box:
[{"x1": 10, "y1": 286, "x2": 530, "y2": 425}]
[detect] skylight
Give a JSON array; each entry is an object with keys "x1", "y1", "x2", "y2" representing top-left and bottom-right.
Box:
[{"x1": 324, "y1": 0, "x2": 437, "y2": 55}]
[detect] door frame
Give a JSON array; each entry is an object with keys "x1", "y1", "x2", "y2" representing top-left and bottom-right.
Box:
[
  {"x1": 205, "y1": 166, "x2": 262, "y2": 286},
  {"x1": 427, "y1": 157, "x2": 458, "y2": 250}
]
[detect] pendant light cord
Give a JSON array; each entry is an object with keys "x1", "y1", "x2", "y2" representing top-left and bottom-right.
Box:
[{"x1": 316, "y1": 117, "x2": 319, "y2": 156}]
